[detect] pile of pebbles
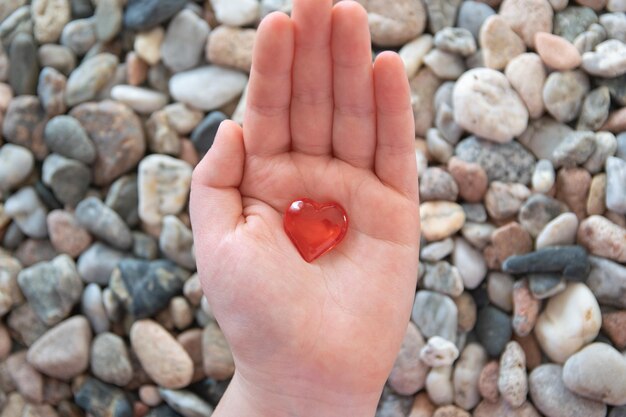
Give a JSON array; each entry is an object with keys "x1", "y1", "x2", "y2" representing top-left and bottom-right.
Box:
[{"x1": 0, "y1": 0, "x2": 625, "y2": 416}]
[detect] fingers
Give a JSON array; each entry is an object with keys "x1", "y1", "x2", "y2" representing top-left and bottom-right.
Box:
[
  {"x1": 244, "y1": 12, "x2": 294, "y2": 157},
  {"x1": 190, "y1": 121, "x2": 246, "y2": 245},
  {"x1": 331, "y1": 1, "x2": 376, "y2": 169},
  {"x1": 290, "y1": 0, "x2": 334, "y2": 156},
  {"x1": 373, "y1": 52, "x2": 418, "y2": 199}
]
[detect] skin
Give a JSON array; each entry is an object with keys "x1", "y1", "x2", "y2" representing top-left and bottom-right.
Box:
[{"x1": 189, "y1": 0, "x2": 421, "y2": 416}]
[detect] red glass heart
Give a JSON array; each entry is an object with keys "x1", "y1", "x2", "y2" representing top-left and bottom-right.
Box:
[{"x1": 283, "y1": 198, "x2": 349, "y2": 263}]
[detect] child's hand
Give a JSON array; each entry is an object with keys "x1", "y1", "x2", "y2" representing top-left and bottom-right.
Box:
[{"x1": 190, "y1": 0, "x2": 420, "y2": 415}]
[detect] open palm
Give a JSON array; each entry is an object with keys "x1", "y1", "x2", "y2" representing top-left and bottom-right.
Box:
[{"x1": 190, "y1": 0, "x2": 420, "y2": 412}]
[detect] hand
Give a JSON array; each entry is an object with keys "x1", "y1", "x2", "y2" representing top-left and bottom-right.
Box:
[{"x1": 190, "y1": 0, "x2": 420, "y2": 416}]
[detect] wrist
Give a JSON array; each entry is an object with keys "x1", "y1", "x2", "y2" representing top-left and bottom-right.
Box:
[{"x1": 213, "y1": 371, "x2": 382, "y2": 417}]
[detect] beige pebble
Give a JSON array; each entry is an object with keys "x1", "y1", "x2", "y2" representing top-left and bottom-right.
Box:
[
  {"x1": 480, "y1": 15, "x2": 526, "y2": 70},
  {"x1": 535, "y1": 32, "x2": 582, "y2": 70},
  {"x1": 420, "y1": 201, "x2": 466, "y2": 241}
]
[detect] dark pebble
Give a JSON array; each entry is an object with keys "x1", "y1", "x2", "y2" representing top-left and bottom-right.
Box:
[
  {"x1": 123, "y1": 0, "x2": 187, "y2": 31},
  {"x1": 9, "y1": 32, "x2": 39, "y2": 95},
  {"x1": 77, "y1": 242, "x2": 128, "y2": 285},
  {"x1": 503, "y1": 245, "x2": 590, "y2": 281},
  {"x1": 190, "y1": 379, "x2": 230, "y2": 407},
  {"x1": 528, "y1": 273, "x2": 567, "y2": 299},
  {"x1": 145, "y1": 405, "x2": 183, "y2": 417},
  {"x1": 3, "y1": 222, "x2": 25, "y2": 250},
  {"x1": 475, "y1": 305, "x2": 512, "y2": 357},
  {"x1": 2, "y1": 96, "x2": 49, "y2": 160},
  {"x1": 75, "y1": 197, "x2": 133, "y2": 251},
  {"x1": 44, "y1": 115, "x2": 97, "y2": 164},
  {"x1": 191, "y1": 112, "x2": 227, "y2": 156},
  {"x1": 112, "y1": 259, "x2": 190, "y2": 319},
  {"x1": 35, "y1": 181, "x2": 63, "y2": 210},
  {"x1": 131, "y1": 232, "x2": 158, "y2": 260},
  {"x1": 610, "y1": 405, "x2": 626, "y2": 417},
  {"x1": 105, "y1": 175, "x2": 139, "y2": 227},
  {"x1": 42, "y1": 154, "x2": 91, "y2": 207},
  {"x1": 74, "y1": 377, "x2": 132, "y2": 417},
  {"x1": 70, "y1": 0, "x2": 94, "y2": 18}
]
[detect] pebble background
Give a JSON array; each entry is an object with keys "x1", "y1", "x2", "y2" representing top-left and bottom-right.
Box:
[{"x1": 0, "y1": 0, "x2": 625, "y2": 416}]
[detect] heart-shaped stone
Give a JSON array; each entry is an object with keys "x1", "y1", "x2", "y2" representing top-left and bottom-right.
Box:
[{"x1": 283, "y1": 198, "x2": 349, "y2": 263}]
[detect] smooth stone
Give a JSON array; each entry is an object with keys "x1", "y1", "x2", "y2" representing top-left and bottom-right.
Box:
[
  {"x1": 461, "y1": 203, "x2": 487, "y2": 224},
  {"x1": 421, "y1": 238, "x2": 454, "y2": 262},
  {"x1": 423, "y1": 49, "x2": 465, "y2": 80},
  {"x1": 419, "y1": 201, "x2": 465, "y2": 242},
  {"x1": 122, "y1": 0, "x2": 183, "y2": 29},
  {"x1": 535, "y1": 32, "x2": 582, "y2": 70},
  {"x1": 206, "y1": 26, "x2": 255, "y2": 73},
  {"x1": 518, "y1": 194, "x2": 568, "y2": 237},
  {"x1": 577, "y1": 87, "x2": 611, "y2": 131},
  {"x1": 577, "y1": 215, "x2": 626, "y2": 262},
  {"x1": 13, "y1": 239, "x2": 58, "y2": 268},
  {"x1": 131, "y1": 319, "x2": 193, "y2": 389},
  {"x1": 618, "y1": 133, "x2": 626, "y2": 159},
  {"x1": 164, "y1": 103, "x2": 203, "y2": 136},
  {"x1": 475, "y1": 306, "x2": 512, "y2": 357},
  {"x1": 535, "y1": 212, "x2": 578, "y2": 249},
  {"x1": 534, "y1": 283, "x2": 601, "y2": 363},
  {"x1": 582, "y1": 39, "x2": 626, "y2": 77},
  {"x1": 528, "y1": 273, "x2": 567, "y2": 299},
  {"x1": 9, "y1": 33, "x2": 39, "y2": 96},
  {"x1": 419, "y1": 167, "x2": 458, "y2": 201},
  {"x1": 399, "y1": 35, "x2": 433, "y2": 79},
  {"x1": 422, "y1": 261, "x2": 464, "y2": 297},
  {"x1": 422, "y1": 0, "x2": 461, "y2": 33},
  {"x1": 474, "y1": 399, "x2": 541, "y2": 417},
  {"x1": 112, "y1": 259, "x2": 189, "y2": 318},
  {"x1": 420, "y1": 336, "x2": 459, "y2": 367},
  {"x1": 70, "y1": 100, "x2": 145, "y2": 186},
  {"x1": 81, "y1": 283, "x2": 109, "y2": 334},
  {"x1": 7, "y1": 303, "x2": 49, "y2": 346},
  {"x1": 453, "y1": 68, "x2": 528, "y2": 143},
  {"x1": 519, "y1": 117, "x2": 573, "y2": 161},
  {"x1": 0, "y1": 0, "x2": 26, "y2": 22},
  {"x1": 586, "y1": 255, "x2": 626, "y2": 308},
  {"x1": 487, "y1": 272, "x2": 515, "y2": 312},
  {"x1": 574, "y1": 23, "x2": 607, "y2": 53},
  {"x1": 433, "y1": 27, "x2": 475, "y2": 57},
  {"x1": 503, "y1": 245, "x2": 589, "y2": 281},
  {"x1": 529, "y1": 364, "x2": 606, "y2": 417},
  {"x1": 4, "y1": 187, "x2": 48, "y2": 239},
  {"x1": 552, "y1": 131, "x2": 596, "y2": 168},
  {"x1": 454, "y1": 292, "x2": 477, "y2": 333},
  {"x1": 74, "y1": 377, "x2": 132, "y2": 417},
  {"x1": 43, "y1": 116, "x2": 95, "y2": 164},
  {"x1": 457, "y1": 1, "x2": 495, "y2": 39},
  {"x1": 554, "y1": 6, "x2": 599, "y2": 42},
  {"x1": 531, "y1": 159, "x2": 555, "y2": 193},
  {"x1": 31, "y1": 0, "x2": 69, "y2": 44},
  {"x1": 42, "y1": 154, "x2": 91, "y2": 206},
  {"x1": 132, "y1": 232, "x2": 158, "y2": 260},
  {"x1": 6, "y1": 351, "x2": 44, "y2": 403},
  {"x1": 160, "y1": 216, "x2": 195, "y2": 270},
  {"x1": 454, "y1": 136, "x2": 536, "y2": 185},
  {"x1": 499, "y1": 0, "x2": 553, "y2": 47},
  {"x1": 38, "y1": 45, "x2": 74, "y2": 76},
  {"x1": 75, "y1": 197, "x2": 133, "y2": 251},
  {"x1": 597, "y1": 74, "x2": 626, "y2": 106},
  {"x1": 355, "y1": 0, "x2": 427, "y2": 47},
  {"x1": 110, "y1": 85, "x2": 168, "y2": 114},
  {"x1": 60, "y1": 17, "x2": 96, "y2": 55},
  {"x1": 77, "y1": 243, "x2": 127, "y2": 285},
  {"x1": 389, "y1": 322, "x2": 428, "y2": 395},
  {"x1": 65, "y1": 53, "x2": 118, "y2": 107},
  {"x1": 158, "y1": 389, "x2": 214, "y2": 417},
  {"x1": 562, "y1": 343, "x2": 626, "y2": 405},
  {"x1": 543, "y1": 70, "x2": 589, "y2": 123},
  {"x1": 3, "y1": 222, "x2": 25, "y2": 251},
  {"x1": 426, "y1": 366, "x2": 454, "y2": 406},
  {"x1": 202, "y1": 321, "x2": 234, "y2": 380},
  {"x1": 170, "y1": 297, "x2": 194, "y2": 331},
  {"x1": 27, "y1": 316, "x2": 91, "y2": 380},
  {"x1": 162, "y1": 9, "x2": 209, "y2": 73},
  {"x1": 602, "y1": 311, "x2": 626, "y2": 350},
  {"x1": 134, "y1": 27, "x2": 164, "y2": 65},
  {"x1": 452, "y1": 237, "x2": 486, "y2": 290},
  {"x1": 47, "y1": 210, "x2": 92, "y2": 258},
  {"x1": 411, "y1": 68, "x2": 443, "y2": 137},
  {"x1": 146, "y1": 110, "x2": 180, "y2": 156},
  {"x1": 94, "y1": 0, "x2": 121, "y2": 42},
  {"x1": 138, "y1": 155, "x2": 192, "y2": 226},
  {"x1": 412, "y1": 291, "x2": 458, "y2": 341},
  {"x1": 105, "y1": 175, "x2": 139, "y2": 227},
  {"x1": 606, "y1": 156, "x2": 626, "y2": 214},
  {"x1": 436, "y1": 103, "x2": 463, "y2": 145},
  {"x1": 37, "y1": 67, "x2": 67, "y2": 116},
  {"x1": 480, "y1": 15, "x2": 526, "y2": 70},
  {"x1": 0, "y1": 144, "x2": 34, "y2": 191},
  {"x1": 555, "y1": 167, "x2": 592, "y2": 220},
  {"x1": 587, "y1": 174, "x2": 607, "y2": 215},
  {"x1": 453, "y1": 343, "x2": 487, "y2": 410},
  {"x1": 2, "y1": 96, "x2": 48, "y2": 160},
  {"x1": 600, "y1": 12, "x2": 626, "y2": 42},
  {"x1": 191, "y1": 111, "x2": 227, "y2": 156},
  {"x1": 505, "y1": 53, "x2": 546, "y2": 119},
  {"x1": 485, "y1": 182, "x2": 530, "y2": 220},
  {"x1": 512, "y1": 279, "x2": 540, "y2": 337},
  {"x1": 90, "y1": 332, "x2": 132, "y2": 387},
  {"x1": 586, "y1": 132, "x2": 617, "y2": 174},
  {"x1": 426, "y1": 128, "x2": 454, "y2": 163},
  {"x1": 17, "y1": 254, "x2": 82, "y2": 326},
  {"x1": 169, "y1": 66, "x2": 247, "y2": 111},
  {"x1": 498, "y1": 341, "x2": 527, "y2": 408},
  {"x1": 608, "y1": 0, "x2": 626, "y2": 10}
]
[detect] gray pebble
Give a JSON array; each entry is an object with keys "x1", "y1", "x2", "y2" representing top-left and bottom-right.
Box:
[
  {"x1": 435, "y1": 103, "x2": 463, "y2": 145},
  {"x1": 518, "y1": 194, "x2": 568, "y2": 237},
  {"x1": 487, "y1": 272, "x2": 514, "y2": 312},
  {"x1": 433, "y1": 27, "x2": 476, "y2": 56},
  {"x1": 552, "y1": 131, "x2": 596, "y2": 168},
  {"x1": 105, "y1": 175, "x2": 139, "y2": 227},
  {"x1": 457, "y1": 1, "x2": 495, "y2": 40},
  {"x1": 3, "y1": 221, "x2": 26, "y2": 250},
  {"x1": 423, "y1": 49, "x2": 466, "y2": 80},
  {"x1": 412, "y1": 290, "x2": 458, "y2": 342},
  {"x1": 123, "y1": 0, "x2": 187, "y2": 31},
  {"x1": 158, "y1": 389, "x2": 214, "y2": 417},
  {"x1": 75, "y1": 197, "x2": 133, "y2": 251},
  {"x1": 461, "y1": 222, "x2": 495, "y2": 250},
  {"x1": 419, "y1": 167, "x2": 458, "y2": 201},
  {"x1": 610, "y1": 406, "x2": 626, "y2": 417},
  {"x1": 543, "y1": 70, "x2": 590, "y2": 123},
  {"x1": 37, "y1": 44, "x2": 76, "y2": 76},
  {"x1": 132, "y1": 232, "x2": 158, "y2": 260},
  {"x1": 0, "y1": 144, "x2": 34, "y2": 192},
  {"x1": 17, "y1": 254, "x2": 83, "y2": 325},
  {"x1": 606, "y1": 156, "x2": 626, "y2": 214},
  {"x1": 585, "y1": 132, "x2": 617, "y2": 174},
  {"x1": 74, "y1": 377, "x2": 132, "y2": 417},
  {"x1": 462, "y1": 203, "x2": 487, "y2": 223},
  {"x1": 4, "y1": 187, "x2": 48, "y2": 239},
  {"x1": 582, "y1": 39, "x2": 626, "y2": 77},
  {"x1": 475, "y1": 305, "x2": 512, "y2": 357},
  {"x1": 618, "y1": 132, "x2": 626, "y2": 159},
  {"x1": 70, "y1": 0, "x2": 93, "y2": 18},
  {"x1": 529, "y1": 364, "x2": 606, "y2": 417},
  {"x1": 420, "y1": 238, "x2": 454, "y2": 262},
  {"x1": 65, "y1": 53, "x2": 119, "y2": 107},
  {"x1": 94, "y1": 0, "x2": 122, "y2": 42},
  {"x1": 422, "y1": 261, "x2": 464, "y2": 297},
  {"x1": 528, "y1": 273, "x2": 567, "y2": 299},
  {"x1": 503, "y1": 246, "x2": 591, "y2": 281},
  {"x1": 426, "y1": 128, "x2": 454, "y2": 163},
  {"x1": 42, "y1": 154, "x2": 91, "y2": 207},
  {"x1": 38, "y1": 67, "x2": 67, "y2": 117},
  {"x1": 587, "y1": 255, "x2": 626, "y2": 308},
  {"x1": 81, "y1": 283, "x2": 109, "y2": 334},
  {"x1": 596, "y1": 74, "x2": 626, "y2": 106},
  {"x1": 577, "y1": 86, "x2": 611, "y2": 131},
  {"x1": 519, "y1": 117, "x2": 573, "y2": 161},
  {"x1": 8, "y1": 32, "x2": 39, "y2": 96},
  {"x1": 60, "y1": 17, "x2": 97, "y2": 56},
  {"x1": 90, "y1": 332, "x2": 132, "y2": 387},
  {"x1": 423, "y1": 0, "x2": 462, "y2": 33},
  {"x1": 159, "y1": 215, "x2": 196, "y2": 271},
  {"x1": 44, "y1": 115, "x2": 96, "y2": 164},
  {"x1": 455, "y1": 136, "x2": 536, "y2": 185},
  {"x1": 554, "y1": 6, "x2": 599, "y2": 42},
  {"x1": 574, "y1": 23, "x2": 607, "y2": 53},
  {"x1": 600, "y1": 12, "x2": 626, "y2": 42},
  {"x1": 161, "y1": 9, "x2": 210, "y2": 73}
]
